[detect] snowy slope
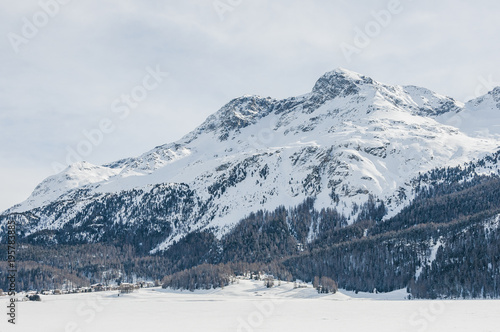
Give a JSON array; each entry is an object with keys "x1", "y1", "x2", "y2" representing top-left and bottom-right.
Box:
[
  {"x1": 18, "y1": 161, "x2": 122, "y2": 211},
  {"x1": 3, "y1": 68, "x2": 500, "y2": 251},
  {"x1": 437, "y1": 86, "x2": 500, "y2": 137}
]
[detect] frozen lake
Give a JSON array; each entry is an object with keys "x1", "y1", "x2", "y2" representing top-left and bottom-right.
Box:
[{"x1": 1, "y1": 280, "x2": 499, "y2": 332}]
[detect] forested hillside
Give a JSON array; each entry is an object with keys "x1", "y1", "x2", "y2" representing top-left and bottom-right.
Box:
[{"x1": 2, "y1": 158, "x2": 500, "y2": 298}]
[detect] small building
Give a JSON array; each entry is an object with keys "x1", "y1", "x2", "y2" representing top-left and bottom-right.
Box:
[
  {"x1": 119, "y1": 283, "x2": 135, "y2": 294},
  {"x1": 91, "y1": 283, "x2": 105, "y2": 292}
]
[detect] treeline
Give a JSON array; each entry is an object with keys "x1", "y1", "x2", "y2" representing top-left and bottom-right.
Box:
[
  {"x1": 0, "y1": 243, "x2": 175, "y2": 291},
  {"x1": 162, "y1": 263, "x2": 234, "y2": 291},
  {"x1": 162, "y1": 261, "x2": 294, "y2": 291},
  {"x1": 146, "y1": 198, "x2": 380, "y2": 272},
  {"x1": 0, "y1": 261, "x2": 89, "y2": 291},
  {"x1": 219, "y1": 196, "x2": 383, "y2": 264},
  {"x1": 284, "y1": 228, "x2": 423, "y2": 293}
]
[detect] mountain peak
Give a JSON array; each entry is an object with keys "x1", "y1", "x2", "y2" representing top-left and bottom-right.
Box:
[
  {"x1": 311, "y1": 68, "x2": 374, "y2": 98},
  {"x1": 490, "y1": 86, "x2": 500, "y2": 100},
  {"x1": 331, "y1": 67, "x2": 365, "y2": 80},
  {"x1": 66, "y1": 161, "x2": 97, "y2": 172},
  {"x1": 182, "y1": 94, "x2": 277, "y2": 143},
  {"x1": 466, "y1": 86, "x2": 500, "y2": 110}
]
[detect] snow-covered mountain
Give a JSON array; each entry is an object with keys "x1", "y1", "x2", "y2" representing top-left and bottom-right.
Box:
[{"x1": 2, "y1": 68, "x2": 500, "y2": 252}]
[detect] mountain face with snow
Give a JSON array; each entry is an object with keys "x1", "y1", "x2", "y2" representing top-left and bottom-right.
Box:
[{"x1": 2, "y1": 68, "x2": 500, "y2": 253}]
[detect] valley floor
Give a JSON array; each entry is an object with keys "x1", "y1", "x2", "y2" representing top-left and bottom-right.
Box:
[{"x1": 1, "y1": 280, "x2": 499, "y2": 332}]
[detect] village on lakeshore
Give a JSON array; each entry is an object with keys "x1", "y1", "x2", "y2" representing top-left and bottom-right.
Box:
[{"x1": 1, "y1": 272, "x2": 328, "y2": 302}]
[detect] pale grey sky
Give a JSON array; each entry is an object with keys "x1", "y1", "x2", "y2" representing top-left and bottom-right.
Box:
[{"x1": 1, "y1": 0, "x2": 499, "y2": 211}]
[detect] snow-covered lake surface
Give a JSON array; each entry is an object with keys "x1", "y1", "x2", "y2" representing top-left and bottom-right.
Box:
[{"x1": 1, "y1": 280, "x2": 499, "y2": 331}]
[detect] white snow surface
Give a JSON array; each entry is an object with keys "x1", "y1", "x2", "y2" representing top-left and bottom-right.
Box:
[
  {"x1": 1, "y1": 279, "x2": 499, "y2": 332},
  {"x1": 5, "y1": 68, "x2": 500, "y2": 248}
]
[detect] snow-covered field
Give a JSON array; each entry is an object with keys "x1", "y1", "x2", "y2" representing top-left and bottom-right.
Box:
[{"x1": 1, "y1": 280, "x2": 499, "y2": 332}]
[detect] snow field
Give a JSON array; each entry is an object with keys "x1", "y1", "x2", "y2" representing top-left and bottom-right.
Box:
[{"x1": 1, "y1": 279, "x2": 499, "y2": 332}]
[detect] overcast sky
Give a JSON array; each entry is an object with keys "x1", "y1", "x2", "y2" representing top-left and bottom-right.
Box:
[{"x1": 1, "y1": 0, "x2": 499, "y2": 212}]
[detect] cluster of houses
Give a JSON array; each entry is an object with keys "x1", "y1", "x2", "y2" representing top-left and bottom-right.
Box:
[
  {"x1": 10, "y1": 280, "x2": 161, "y2": 297},
  {"x1": 235, "y1": 272, "x2": 288, "y2": 288},
  {"x1": 235, "y1": 272, "x2": 309, "y2": 289},
  {"x1": 237, "y1": 271, "x2": 274, "y2": 281}
]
